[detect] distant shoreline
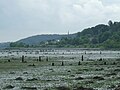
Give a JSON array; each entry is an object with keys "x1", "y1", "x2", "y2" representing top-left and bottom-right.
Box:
[{"x1": 2, "y1": 47, "x2": 120, "y2": 51}]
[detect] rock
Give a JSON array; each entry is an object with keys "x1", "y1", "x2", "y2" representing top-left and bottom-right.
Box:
[
  {"x1": 23, "y1": 72, "x2": 28, "y2": 74},
  {"x1": 114, "y1": 69, "x2": 120, "y2": 72},
  {"x1": 15, "y1": 77, "x2": 23, "y2": 80},
  {"x1": 76, "y1": 72, "x2": 82, "y2": 74},
  {"x1": 21, "y1": 86, "x2": 37, "y2": 90},
  {"x1": 95, "y1": 68, "x2": 104, "y2": 71},
  {"x1": 56, "y1": 86, "x2": 70, "y2": 90},
  {"x1": 99, "y1": 58, "x2": 102, "y2": 61},
  {"x1": 105, "y1": 73, "x2": 117, "y2": 77},
  {"x1": 75, "y1": 77, "x2": 84, "y2": 80},
  {"x1": 73, "y1": 86, "x2": 94, "y2": 90},
  {"x1": 28, "y1": 64, "x2": 35, "y2": 67},
  {"x1": 49, "y1": 68, "x2": 53, "y2": 70},
  {"x1": 70, "y1": 75, "x2": 75, "y2": 77},
  {"x1": 93, "y1": 76, "x2": 104, "y2": 80},
  {"x1": 68, "y1": 70, "x2": 71, "y2": 72},
  {"x1": 44, "y1": 89, "x2": 48, "y2": 90},
  {"x1": 9, "y1": 72, "x2": 15, "y2": 74},
  {"x1": 26, "y1": 78, "x2": 38, "y2": 81},
  {"x1": 3, "y1": 85, "x2": 15, "y2": 89}
]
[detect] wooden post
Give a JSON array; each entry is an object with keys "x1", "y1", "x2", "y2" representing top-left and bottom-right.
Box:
[
  {"x1": 78, "y1": 61, "x2": 81, "y2": 65},
  {"x1": 46, "y1": 57, "x2": 48, "y2": 61},
  {"x1": 22, "y1": 55, "x2": 24, "y2": 63},
  {"x1": 39, "y1": 56, "x2": 41, "y2": 61},
  {"x1": 8, "y1": 59, "x2": 11, "y2": 62},
  {"x1": 52, "y1": 63, "x2": 54, "y2": 66},
  {"x1": 62, "y1": 61, "x2": 64, "y2": 66},
  {"x1": 82, "y1": 55, "x2": 84, "y2": 61}
]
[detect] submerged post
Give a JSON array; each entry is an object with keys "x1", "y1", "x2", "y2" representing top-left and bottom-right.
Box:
[
  {"x1": 46, "y1": 57, "x2": 48, "y2": 61},
  {"x1": 22, "y1": 55, "x2": 24, "y2": 63},
  {"x1": 61, "y1": 61, "x2": 64, "y2": 66},
  {"x1": 8, "y1": 59, "x2": 11, "y2": 62},
  {"x1": 82, "y1": 55, "x2": 84, "y2": 61},
  {"x1": 52, "y1": 63, "x2": 54, "y2": 66},
  {"x1": 78, "y1": 61, "x2": 81, "y2": 65},
  {"x1": 39, "y1": 56, "x2": 41, "y2": 61}
]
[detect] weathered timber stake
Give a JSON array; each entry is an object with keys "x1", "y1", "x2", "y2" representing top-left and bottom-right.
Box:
[
  {"x1": 22, "y1": 55, "x2": 24, "y2": 63},
  {"x1": 61, "y1": 61, "x2": 64, "y2": 66},
  {"x1": 82, "y1": 55, "x2": 84, "y2": 61},
  {"x1": 78, "y1": 61, "x2": 81, "y2": 65},
  {"x1": 52, "y1": 63, "x2": 54, "y2": 66},
  {"x1": 46, "y1": 57, "x2": 48, "y2": 61},
  {"x1": 39, "y1": 56, "x2": 41, "y2": 61}
]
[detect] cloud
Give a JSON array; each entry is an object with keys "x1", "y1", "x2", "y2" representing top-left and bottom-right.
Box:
[{"x1": 0, "y1": 0, "x2": 120, "y2": 42}]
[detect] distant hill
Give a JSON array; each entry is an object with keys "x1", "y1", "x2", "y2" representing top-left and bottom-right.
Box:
[
  {"x1": 17, "y1": 34, "x2": 76, "y2": 45},
  {"x1": 8, "y1": 20, "x2": 120, "y2": 49},
  {"x1": 0, "y1": 42, "x2": 10, "y2": 49},
  {"x1": 9, "y1": 34, "x2": 76, "y2": 47}
]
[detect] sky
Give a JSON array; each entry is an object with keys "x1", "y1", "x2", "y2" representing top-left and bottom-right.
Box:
[{"x1": 0, "y1": 0, "x2": 120, "y2": 42}]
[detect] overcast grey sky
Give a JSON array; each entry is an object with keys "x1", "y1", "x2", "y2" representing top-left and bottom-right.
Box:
[{"x1": 0, "y1": 0, "x2": 120, "y2": 42}]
